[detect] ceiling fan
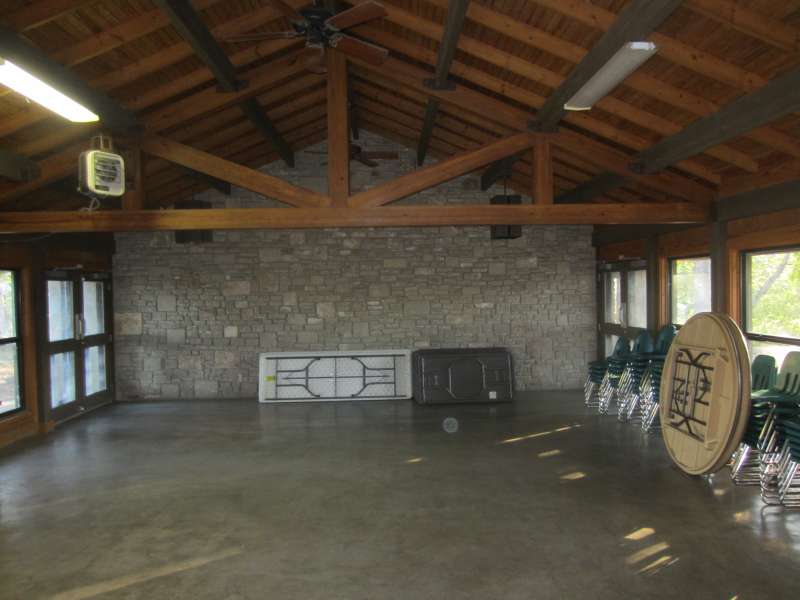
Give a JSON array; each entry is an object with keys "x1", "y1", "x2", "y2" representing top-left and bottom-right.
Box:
[
  {"x1": 226, "y1": 0, "x2": 389, "y2": 74},
  {"x1": 308, "y1": 143, "x2": 400, "y2": 167}
]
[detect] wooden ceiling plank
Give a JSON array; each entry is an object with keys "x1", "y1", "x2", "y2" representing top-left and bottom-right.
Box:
[
  {"x1": 2, "y1": 0, "x2": 97, "y2": 31},
  {"x1": 0, "y1": 25, "x2": 137, "y2": 131},
  {"x1": 636, "y1": 66, "x2": 800, "y2": 174},
  {"x1": 530, "y1": 0, "x2": 768, "y2": 92},
  {"x1": 350, "y1": 53, "x2": 715, "y2": 203},
  {"x1": 686, "y1": 0, "x2": 799, "y2": 53},
  {"x1": 424, "y1": 0, "x2": 789, "y2": 165},
  {"x1": 138, "y1": 135, "x2": 330, "y2": 208},
  {"x1": 0, "y1": 202, "x2": 710, "y2": 234},
  {"x1": 327, "y1": 50, "x2": 350, "y2": 207},
  {"x1": 153, "y1": 0, "x2": 295, "y2": 167},
  {"x1": 348, "y1": 132, "x2": 535, "y2": 207},
  {"x1": 534, "y1": 0, "x2": 682, "y2": 131},
  {"x1": 351, "y1": 24, "x2": 723, "y2": 185},
  {"x1": 416, "y1": 0, "x2": 470, "y2": 165}
]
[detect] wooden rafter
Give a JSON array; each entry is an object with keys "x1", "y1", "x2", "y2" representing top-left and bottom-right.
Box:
[
  {"x1": 570, "y1": 65, "x2": 800, "y2": 203},
  {"x1": 532, "y1": 137, "x2": 553, "y2": 204},
  {"x1": 534, "y1": 0, "x2": 682, "y2": 131},
  {"x1": 0, "y1": 26, "x2": 137, "y2": 131},
  {"x1": 153, "y1": 0, "x2": 294, "y2": 167},
  {"x1": 349, "y1": 132, "x2": 535, "y2": 208},
  {"x1": 0, "y1": 203, "x2": 710, "y2": 234},
  {"x1": 0, "y1": 147, "x2": 40, "y2": 182},
  {"x1": 415, "y1": 0, "x2": 470, "y2": 166},
  {"x1": 347, "y1": 53, "x2": 714, "y2": 203},
  {"x1": 138, "y1": 135, "x2": 330, "y2": 208}
]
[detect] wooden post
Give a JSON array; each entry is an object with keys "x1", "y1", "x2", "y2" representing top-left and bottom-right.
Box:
[
  {"x1": 122, "y1": 148, "x2": 145, "y2": 210},
  {"x1": 533, "y1": 136, "x2": 553, "y2": 204},
  {"x1": 327, "y1": 50, "x2": 349, "y2": 207},
  {"x1": 646, "y1": 237, "x2": 659, "y2": 331},
  {"x1": 711, "y1": 220, "x2": 729, "y2": 314}
]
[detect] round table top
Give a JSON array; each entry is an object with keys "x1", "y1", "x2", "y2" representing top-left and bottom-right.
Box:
[{"x1": 659, "y1": 312, "x2": 751, "y2": 476}]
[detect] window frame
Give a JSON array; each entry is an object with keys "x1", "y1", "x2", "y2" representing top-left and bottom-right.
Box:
[
  {"x1": 741, "y1": 244, "x2": 800, "y2": 348},
  {"x1": 0, "y1": 269, "x2": 25, "y2": 417},
  {"x1": 597, "y1": 259, "x2": 648, "y2": 356},
  {"x1": 667, "y1": 254, "x2": 712, "y2": 326}
]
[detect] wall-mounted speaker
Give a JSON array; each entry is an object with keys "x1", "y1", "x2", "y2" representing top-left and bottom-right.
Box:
[{"x1": 490, "y1": 194, "x2": 522, "y2": 239}]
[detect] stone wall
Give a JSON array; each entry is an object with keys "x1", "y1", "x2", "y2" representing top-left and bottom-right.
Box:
[{"x1": 113, "y1": 133, "x2": 596, "y2": 398}]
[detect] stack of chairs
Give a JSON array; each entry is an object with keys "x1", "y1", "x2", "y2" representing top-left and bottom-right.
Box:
[
  {"x1": 616, "y1": 331, "x2": 654, "y2": 423},
  {"x1": 730, "y1": 355, "x2": 777, "y2": 485},
  {"x1": 598, "y1": 338, "x2": 632, "y2": 415},
  {"x1": 639, "y1": 326, "x2": 678, "y2": 434},
  {"x1": 778, "y1": 418, "x2": 800, "y2": 507},
  {"x1": 748, "y1": 352, "x2": 800, "y2": 506},
  {"x1": 585, "y1": 337, "x2": 630, "y2": 409}
]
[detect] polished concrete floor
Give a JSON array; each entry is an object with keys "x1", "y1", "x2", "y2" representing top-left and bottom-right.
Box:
[{"x1": 1, "y1": 392, "x2": 799, "y2": 599}]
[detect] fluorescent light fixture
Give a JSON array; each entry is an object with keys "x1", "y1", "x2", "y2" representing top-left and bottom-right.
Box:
[
  {"x1": 564, "y1": 41, "x2": 658, "y2": 111},
  {"x1": 0, "y1": 58, "x2": 99, "y2": 122}
]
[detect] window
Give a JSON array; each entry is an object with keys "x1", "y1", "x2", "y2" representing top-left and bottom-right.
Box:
[
  {"x1": 626, "y1": 270, "x2": 647, "y2": 329},
  {"x1": 0, "y1": 270, "x2": 23, "y2": 416},
  {"x1": 597, "y1": 261, "x2": 648, "y2": 357},
  {"x1": 743, "y1": 248, "x2": 800, "y2": 364},
  {"x1": 669, "y1": 257, "x2": 711, "y2": 325}
]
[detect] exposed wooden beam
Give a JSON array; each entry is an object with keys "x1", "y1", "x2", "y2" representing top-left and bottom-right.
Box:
[
  {"x1": 0, "y1": 147, "x2": 40, "y2": 182},
  {"x1": 710, "y1": 219, "x2": 728, "y2": 313},
  {"x1": 349, "y1": 29, "x2": 715, "y2": 203},
  {"x1": 592, "y1": 224, "x2": 696, "y2": 246},
  {"x1": 534, "y1": 0, "x2": 682, "y2": 131},
  {"x1": 416, "y1": 0, "x2": 470, "y2": 165},
  {"x1": 3, "y1": 0, "x2": 97, "y2": 31},
  {"x1": 153, "y1": 0, "x2": 294, "y2": 167},
  {"x1": 717, "y1": 179, "x2": 800, "y2": 222},
  {"x1": 122, "y1": 148, "x2": 145, "y2": 210},
  {"x1": 635, "y1": 66, "x2": 800, "y2": 174},
  {"x1": 138, "y1": 135, "x2": 330, "y2": 208},
  {"x1": 0, "y1": 25, "x2": 137, "y2": 131},
  {"x1": 424, "y1": 0, "x2": 788, "y2": 166},
  {"x1": 559, "y1": 65, "x2": 800, "y2": 204},
  {"x1": 349, "y1": 132, "x2": 535, "y2": 208},
  {"x1": 481, "y1": 155, "x2": 521, "y2": 191},
  {"x1": 556, "y1": 173, "x2": 628, "y2": 204},
  {"x1": 152, "y1": 0, "x2": 239, "y2": 90},
  {"x1": 327, "y1": 50, "x2": 350, "y2": 207},
  {"x1": 533, "y1": 137, "x2": 553, "y2": 204},
  {"x1": 0, "y1": 202, "x2": 710, "y2": 234}
]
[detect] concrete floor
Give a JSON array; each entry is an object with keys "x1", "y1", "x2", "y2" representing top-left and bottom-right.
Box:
[{"x1": 1, "y1": 392, "x2": 799, "y2": 599}]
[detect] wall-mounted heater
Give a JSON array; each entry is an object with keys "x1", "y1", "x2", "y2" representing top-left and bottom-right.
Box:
[{"x1": 78, "y1": 135, "x2": 125, "y2": 197}]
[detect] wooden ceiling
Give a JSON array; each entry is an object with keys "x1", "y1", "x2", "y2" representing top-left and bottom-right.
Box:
[{"x1": 0, "y1": 0, "x2": 799, "y2": 214}]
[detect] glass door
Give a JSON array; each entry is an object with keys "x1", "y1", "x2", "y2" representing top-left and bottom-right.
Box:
[{"x1": 44, "y1": 271, "x2": 113, "y2": 422}]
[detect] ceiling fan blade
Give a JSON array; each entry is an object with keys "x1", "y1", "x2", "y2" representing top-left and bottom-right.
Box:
[
  {"x1": 325, "y1": 1, "x2": 387, "y2": 31},
  {"x1": 359, "y1": 151, "x2": 399, "y2": 160},
  {"x1": 357, "y1": 157, "x2": 379, "y2": 168},
  {"x1": 330, "y1": 34, "x2": 388, "y2": 66},
  {"x1": 268, "y1": 0, "x2": 305, "y2": 22},
  {"x1": 225, "y1": 31, "x2": 301, "y2": 43}
]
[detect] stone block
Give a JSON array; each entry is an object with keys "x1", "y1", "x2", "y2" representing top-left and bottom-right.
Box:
[
  {"x1": 115, "y1": 312, "x2": 143, "y2": 336},
  {"x1": 157, "y1": 294, "x2": 176, "y2": 312},
  {"x1": 224, "y1": 325, "x2": 239, "y2": 338}
]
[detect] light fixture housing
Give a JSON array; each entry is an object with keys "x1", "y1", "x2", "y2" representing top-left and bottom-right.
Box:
[
  {"x1": 0, "y1": 57, "x2": 99, "y2": 122},
  {"x1": 564, "y1": 41, "x2": 658, "y2": 112}
]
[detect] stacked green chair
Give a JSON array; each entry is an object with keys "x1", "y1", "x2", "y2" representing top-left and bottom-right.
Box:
[
  {"x1": 585, "y1": 337, "x2": 630, "y2": 409},
  {"x1": 778, "y1": 417, "x2": 800, "y2": 507},
  {"x1": 598, "y1": 338, "x2": 632, "y2": 414},
  {"x1": 730, "y1": 355, "x2": 777, "y2": 486},
  {"x1": 616, "y1": 331, "x2": 654, "y2": 422},
  {"x1": 751, "y1": 352, "x2": 800, "y2": 505},
  {"x1": 639, "y1": 325, "x2": 678, "y2": 433}
]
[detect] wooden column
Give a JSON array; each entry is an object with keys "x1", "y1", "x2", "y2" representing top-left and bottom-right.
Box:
[
  {"x1": 122, "y1": 148, "x2": 145, "y2": 210},
  {"x1": 327, "y1": 50, "x2": 349, "y2": 207},
  {"x1": 646, "y1": 237, "x2": 659, "y2": 331},
  {"x1": 711, "y1": 220, "x2": 729, "y2": 314},
  {"x1": 533, "y1": 136, "x2": 553, "y2": 204}
]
